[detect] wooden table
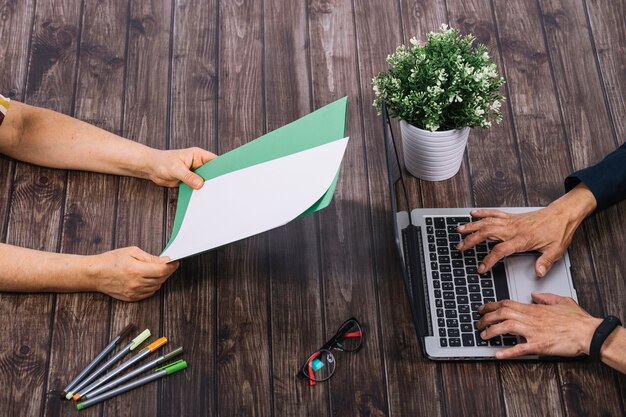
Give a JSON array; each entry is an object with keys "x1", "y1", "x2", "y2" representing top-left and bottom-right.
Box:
[{"x1": 1, "y1": 0, "x2": 624, "y2": 416}]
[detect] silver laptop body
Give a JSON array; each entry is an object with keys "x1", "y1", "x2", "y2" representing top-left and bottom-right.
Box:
[{"x1": 381, "y1": 103, "x2": 577, "y2": 360}]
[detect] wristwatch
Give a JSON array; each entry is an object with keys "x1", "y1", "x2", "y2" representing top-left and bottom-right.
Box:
[{"x1": 589, "y1": 315, "x2": 622, "y2": 362}]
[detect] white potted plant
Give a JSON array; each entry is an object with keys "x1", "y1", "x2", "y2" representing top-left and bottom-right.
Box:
[{"x1": 373, "y1": 24, "x2": 505, "y2": 181}]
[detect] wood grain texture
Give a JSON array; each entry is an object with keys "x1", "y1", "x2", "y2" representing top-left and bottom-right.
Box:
[
  {"x1": 353, "y1": 0, "x2": 443, "y2": 416},
  {"x1": 263, "y1": 0, "x2": 330, "y2": 416},
  {"x1": 536, "y1": 0, "x2": 625, "y2": 415},
  {"x1": 585, "y1": 0, "x2": 626, "y2": 142},
  {"x1": 585, "y1": 1, "x2": 626, "y2": 410},
  {"x1": 0, "y1": 1, "x2": 625, "y2": 416},
  {"x1": 215, "y1": 1, "x2": 273, "y2": 417},
  {"x1": 0, "y1": 0, "x2": 35, "y2": 240},
  {"x1": 41, "y1": 0, "x2": 129, "y2": 415},
  {"x1": 102, "y1": 0, "x2": 172, "y2": 416},
  {"x1": 308, "y1": 1, "x2": 389, "y2": 416},
  {"x1": 490, "y1": 2, "x2": 572, "y2": 417},
  {"x1": 160, "y1": 0, "x2": 218, "y2": 415},
  {"x1": 399, "y1": 2, "x2": 506, "y2": 417},
  {"x1": 0, "y1": 1, "x2": 82, "y2": 415}
]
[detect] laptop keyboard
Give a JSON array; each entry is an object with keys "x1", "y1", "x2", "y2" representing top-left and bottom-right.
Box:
[{"x1": 425, "y1": 216, "x2": 515, "y2": 349}]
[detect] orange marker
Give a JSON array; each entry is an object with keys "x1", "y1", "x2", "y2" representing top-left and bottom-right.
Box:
[{"x1": 73, "y1": 337, "x2": 168, "y2": 401}]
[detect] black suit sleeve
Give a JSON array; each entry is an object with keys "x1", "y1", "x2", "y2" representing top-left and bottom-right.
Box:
[{"x1": 564, "y1": 142, "x2": 626, "y2": 211}]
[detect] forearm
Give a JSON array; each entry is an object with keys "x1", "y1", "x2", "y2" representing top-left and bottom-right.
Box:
[
  {"x1": 0, "y1": 101, "x2": 155, "y2": 178},
  {"x1": 0, "y1": 243, "x2": 96, "y2": 293},
  {"x1": 601, "y1": 326, "x2": 626, "y2": 374}
]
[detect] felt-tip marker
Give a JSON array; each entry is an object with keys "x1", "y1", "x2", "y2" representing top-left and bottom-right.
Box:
[
  {"x1": 76, "y1": 360, "x2": 188, "y2": 410},
  {"x1": 65, "y1": 328, "x2": 151, "y2": 400},
  {"x1": 61, "y1": 323, "x2": 135, "y2": 399},
  {"x1": 73, "y1": 336, "x2": 168, "y2": 400},
  {"x1": 80, "y1": 347, "x2": 183, "y2": 400}
]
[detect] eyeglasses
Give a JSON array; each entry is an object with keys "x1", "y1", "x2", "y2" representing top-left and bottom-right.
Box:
[{"x1": 299, "y1": 317, "x2": 364, "y2": 386}]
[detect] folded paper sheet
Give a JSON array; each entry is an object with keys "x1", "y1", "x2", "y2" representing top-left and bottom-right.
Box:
[{"x1": 161, "y1": 97, "x2": 349, "y2": 260}]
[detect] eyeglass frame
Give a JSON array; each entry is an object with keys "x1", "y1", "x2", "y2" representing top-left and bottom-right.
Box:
[{"x1": 298, "y1": 317, "x2": 364, "y2": 385}]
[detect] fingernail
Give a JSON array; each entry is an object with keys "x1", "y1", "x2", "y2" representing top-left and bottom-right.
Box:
[
  {"x1": 478, "y1": 264, "x2": 485, "y2": 273},
  {"x1": 537, "y1": 265, "x2": 546, "y2": 277},
  {"x1": 480, "y1": 331, "x2": 487, "y2": 340},
  {"x1": 477, "y1": 305, "x2": 484, "y2": 313},
  {"x1": 457, "y1": 225, "x2": 465, "y2": 231},
  {"x1": 456, "y1": 243, "x2": 462, "y2": 250},
  {"x1": 495, "y1": 351, "x2": 503, "y2": 359},
  {"x1": 193, "y1": 178, "x2": 203, "y2": 189},
  {"x1": 160, "y1": 256, "x2": 172, "y2": 262}
]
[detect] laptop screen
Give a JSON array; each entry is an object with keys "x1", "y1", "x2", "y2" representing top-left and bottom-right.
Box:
[{"x1": 381, "y1": 102, "x2": 411, "y2": 267}]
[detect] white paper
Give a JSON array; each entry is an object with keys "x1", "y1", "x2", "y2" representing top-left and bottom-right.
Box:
[{"x1": 161, "y1": 137, "x2": 349, "y2": 260}]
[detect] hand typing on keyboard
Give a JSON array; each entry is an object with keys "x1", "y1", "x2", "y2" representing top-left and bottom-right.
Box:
[
  {"x1": 455, "y1": 183, "x2": 597, "y2": 277},
  {"x1": 476, "y1": 293, "x2": 601, "y2": 358}
]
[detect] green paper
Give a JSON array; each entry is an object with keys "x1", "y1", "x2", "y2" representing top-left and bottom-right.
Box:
[{"x1": 162, "y1": 97, "x2": 348, "y2": 255}]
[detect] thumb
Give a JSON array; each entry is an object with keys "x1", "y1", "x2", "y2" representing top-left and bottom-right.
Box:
[
  {"x1": 531, "y1": 291, "x2": 564, "y2": 305},
  {"x1": 130, "y1": 247, "x2": 171, "y2": 264},
  {"x1": 173, "y1": 164, "x2": 204, "y2": 190},
  {"x1": 535, "y1": 246, "x2": 563, "y2": 277}
]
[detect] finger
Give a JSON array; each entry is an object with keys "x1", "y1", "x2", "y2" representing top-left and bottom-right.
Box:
[
  {"x1": 457, "y1": 217, "x2": 507, "y2": 234},
  {"x1": 457, "y1": 226, "x2": 505, "y2": 251},
  {"x1": 191, "y1": 148, "x2": 217, "y2": 168},
  {"x1": 137, "y1": 261, "x2": 179, "y2": 278},
  {"x1": 535, "y1": 246, "x2": 564, "y2": 277},
  {"x1": 129, "y1": 247, "x2": 172, "y2": 264},
  {"x1": 478, "y1": 239, "x2": 524, "y2": 273},
  {"x1": 470, "y1": 209, "x2": 511, "y2": 219},
  {"x1": 128, "y1": 246, "x2": 161, "y2": 263},
  {"x1": 476, "y1": 306, "x2": 527, "y2": 329},
  {"x1": 480, "y1": 319, "x2": 527, "y2": 340},
  {"x1": 172, "y1": 164, "x2": 205, "y2": 190},
  {"x1": 530, "y1": 291, "x2": 567, "y2": 306},
  {"x1": 131, "y1": 291, "x2": 158, "y2": 302},
  {"x1": 495, "y1": 342, "x2": 541, "y2": 359},
  {"x1": 478, "y1": 299, "x2": 532, "y2": 315}
]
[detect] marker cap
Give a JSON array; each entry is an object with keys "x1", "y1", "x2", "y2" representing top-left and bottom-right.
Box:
[
  {"x1": 146, "y1": 337, "x2": 168, "y2": 352},
  {"x1": 158, "y1": 347, "x2": 184, "y2": 363},
  {"x1": 116, "y1": 323, "x2": 135, "y2": 340},
  {"x1": 130, "y1": 329, "x2": 151, "y2": 350},
  {"x1": 156, "y1": 359, "x2": 188, "y2": 375}
]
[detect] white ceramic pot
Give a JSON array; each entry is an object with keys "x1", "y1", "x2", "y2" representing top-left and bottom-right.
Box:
[{"x1": 400, "y1": 120, "x2": 470, "y2": 181}]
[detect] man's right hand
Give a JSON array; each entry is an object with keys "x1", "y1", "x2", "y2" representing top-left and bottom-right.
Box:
[
  {"x1": 87, "y1": 247, "x2": 179, "y2": 301},
  {"x1": 456, "y1": 183, "x2": 597, "y2": 277}
]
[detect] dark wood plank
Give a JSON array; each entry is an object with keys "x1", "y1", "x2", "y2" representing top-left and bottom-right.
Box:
[
  {"x1": 160, "y1": 0, "x2": 218, "y2": 415},
  {"x1": 41, "y1": 0, "x2": 129, "y2": 415},
  {"x1": 585, "y1": 0, "x2": 626, "y2": 142},
  {"x1": 535, "y1": 0, "x2": 625, "y2": 415},
  {"x1": 0, "y1": 1, "x2": 82, "y2": 415},
  {"x1": 102, "y1": 0, "x2": 172, "y2": 415},
  {"x1": 353, "y1": 1, "x2": 444, "y2": 416},
  {"x1": 585, "y1": 1, "x2": 626, "y2": 410},
  {"x1": 263, "y1": 0, "x2": 330, "y2": 416},
  {"x1": 398, "y1": 2, "x2": 506, "y2": 417},
  {"x1": 215, "y1": 1, "x2": 273, "y2": 416},
  {"x1": 307, "y1": 1, "x2": 389, "y2": 416},
  {"x1": 491, "y1": 1, "x2": 598, "y2": 416},
  {"x1": 0, "y1": 0, "x2": 35, "y2": 240}
]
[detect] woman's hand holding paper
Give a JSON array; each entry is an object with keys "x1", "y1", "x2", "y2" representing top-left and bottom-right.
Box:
[{"x1": 146, "y1": 147, "x2": 217, "y2": 190}]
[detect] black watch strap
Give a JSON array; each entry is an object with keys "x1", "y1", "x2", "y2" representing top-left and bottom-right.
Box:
[{"x1": 589, "y1": 315, "x2": 622, "y2": 362}]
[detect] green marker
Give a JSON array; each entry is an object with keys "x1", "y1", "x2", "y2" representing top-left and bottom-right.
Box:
[
  {"x1": 66, "y1": 328, "x2": 151, "y2": 400},
  {"x1": 80, "y1": 347, "x2": 183, "y2": 400},
  {"x1": 76, "y1": 360, "x2": 188, "y2": 410}
]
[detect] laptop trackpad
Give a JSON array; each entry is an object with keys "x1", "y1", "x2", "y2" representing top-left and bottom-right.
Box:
[{"x1": 505, "y1": 255, "x2": 570, "y2": 304}]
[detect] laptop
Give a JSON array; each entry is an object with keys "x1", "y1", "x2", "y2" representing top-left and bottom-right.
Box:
[{"x1": 381, "y1": 103, "x2": 578, "y2": 360}]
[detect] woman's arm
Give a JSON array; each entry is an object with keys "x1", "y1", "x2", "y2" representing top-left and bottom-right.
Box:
[
  {"x1": 0, "y1": 100, "x2": 216, "y2": 189},
  {"x1": 0, "y1": 243, "x2": 179, "y2": 302}
]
